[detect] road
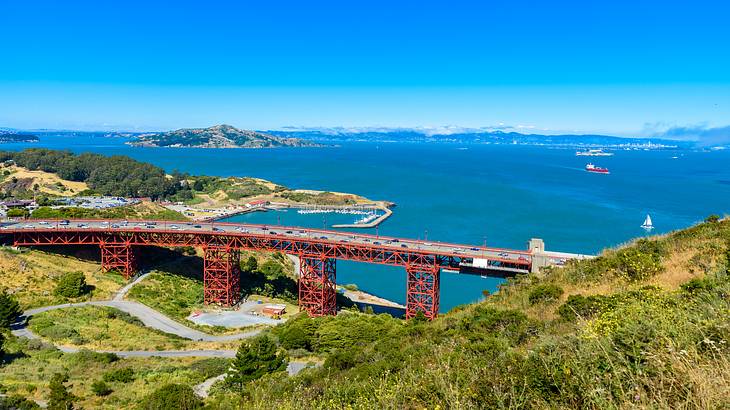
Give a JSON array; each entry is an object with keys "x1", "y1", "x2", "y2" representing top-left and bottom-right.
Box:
[{"x1": 1, "y1": 218, "x2": 534, "y2": 269}]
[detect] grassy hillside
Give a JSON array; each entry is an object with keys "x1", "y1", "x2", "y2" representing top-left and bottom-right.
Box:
[
  {"x1": 0, "y1": 247, "x2": 123, "y2": 309},
  {"x1": 223, "y1": 218, "x2": 730, "y2": 409}
]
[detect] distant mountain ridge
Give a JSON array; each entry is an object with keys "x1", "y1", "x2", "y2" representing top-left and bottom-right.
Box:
[
  {"x1": 267, "y1": 128, "x2": 690, "y2": 148},
  {"x1": 129, "y1": 124, "x2": 319, "y2": 148},
  {"x1": 0, "y1": 129, "x2": 39, "y2": 143}
]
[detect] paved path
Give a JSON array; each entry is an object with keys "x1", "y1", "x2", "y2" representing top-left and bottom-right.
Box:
[
  {"x1": 19, "y1": 300, "x2": 261, "y2": 342},
  {"x1": 11, "y1": 270, "x2": 264, "y2": 357}
]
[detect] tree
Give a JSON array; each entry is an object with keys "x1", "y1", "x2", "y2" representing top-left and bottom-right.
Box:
[
  {"x1": 6, "y1": 208, "x2": 29, "y2": 218},
  {"x1": 0, "y1": 289, "x2": 22, "y2": 328},
  {"x1": 47, "y1": 373, "x2": 75, "y2": 410},
  {"x1": 53, "y1": 272, "x2": 88, "y2": 298},
  {"x1": 705, "y1": 214, "x2": 721, "y2": 223},
  {"x1": 0, "y1": 331, "x2": 5, "y2": 362},
  {"x1": 226, "y1": 335, "x2": 287, "y2": 389},
  {"x1": 140, "y1": 384, "x2": 201, "y2": 410},
  {"x1": 243, "y1": 256, "x2": 258, "y2": 273}
]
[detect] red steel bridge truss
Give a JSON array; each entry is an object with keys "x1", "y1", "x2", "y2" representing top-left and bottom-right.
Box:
[{"x1": 9, "y1": 228, "x2": 531, "y2": 319}]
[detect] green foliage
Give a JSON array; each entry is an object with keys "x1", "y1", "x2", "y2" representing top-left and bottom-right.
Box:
[
  {"x1": 53, "y1": 272, "x2": 88, "y2": 298},
  {"x1": 0, "y1": 394, "x2": 40, "y2": 409},
  {"x1": 30, "y1": 205, "x2": 187, "y2": 221},
  {"x1": 557, "y1": 294, "x2": 606, "y2": 321},
  {"x1": 6, "y1": 208, "x2": 29, "y2": 218},
  {"x1": 226, "y1": 335, "x2": 288, "y2": 389},
  {"x1": 0, "y1": 331, "x2": 4, "y2": 362},
  {"x1": 90, "y1": 380, "x2": 112, "y2": 396},
  {"x1": 69, "y1": 349, "x2": 119, "y2": 364},
  {"x1": 103, "y1": 367, "x2": 134, "y2": 383},
  {"x1": 140, "y1": 383, "x2": 202, "y2": 410},
  {"x1": 3, "y1": 149, "x2": 185, "y2": 199},
  {"x1": 460, "y1": 306, "x2": 537, "y2": 344},
  {"x1": 0, "y1": 289, "x2": 22, "y2": 328},
  {"x1": 240, "y1": 256, "x2": 297, "y2": 303},
  {"x1": 528, "y1": 283, "x2": 564, "y2": 305},
  {"x1": 47, "y1": 373, "x2": 75, "y2": 410},
  {"x1": 705, "y1": 214, "x2": 721, "y2": 223}
]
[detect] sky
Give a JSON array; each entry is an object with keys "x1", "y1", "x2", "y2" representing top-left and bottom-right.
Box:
[{"x1": 1, "y1": 0, "x2": 729, "y2": 136}]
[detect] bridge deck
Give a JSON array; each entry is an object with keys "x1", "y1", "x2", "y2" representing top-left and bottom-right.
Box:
[{"x1": 1, "y1": 219, "x2": 532, "y2": 272}]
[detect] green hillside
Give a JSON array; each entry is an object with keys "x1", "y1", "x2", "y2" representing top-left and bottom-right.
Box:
[{"x1": 231, "y1": 217, "x2": 730, "y2": 409}]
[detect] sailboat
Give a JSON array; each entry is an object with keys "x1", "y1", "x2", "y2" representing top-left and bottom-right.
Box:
[{"x1": 641, "y1": 214, "x2": 654, "y2": 230}]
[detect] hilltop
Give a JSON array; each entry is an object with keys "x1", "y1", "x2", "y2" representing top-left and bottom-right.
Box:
[{"x1": 129, "y1": 124, "x2": 319, "y2": 148}]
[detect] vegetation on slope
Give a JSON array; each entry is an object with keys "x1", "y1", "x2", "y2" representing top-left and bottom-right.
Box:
[
  {"x1": 211, "y1": 217, "x2": 730, "y2": 409},
  {"x1": 30, "y1": 201, "x2": 187, "y2": 221},
  {"x1": 0, "y1": 149, "x2": 183, "y2": 199},
  {"x1": 129, "y1": 124, "x2": 318, "y2": 148},
  {"x1": 0, "y1": 247, "x2": 123, "y2": 309},
  {"x1": 0, "y1": 336, "x2": 229, "y2": 409}
]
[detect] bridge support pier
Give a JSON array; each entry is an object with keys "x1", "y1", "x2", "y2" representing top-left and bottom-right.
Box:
[
  {"x1": 405, "y1": 263, "x2": 441, "y2": 320},
  {"x1": 203, "y1": 245, "x2": 241, "y2": 306},
  {"x1": 100, "y1": 242, "x2": 137, "y2": 279},
  {"x1": 298, "y1": 256, "x2": 337, "y2": 317}
]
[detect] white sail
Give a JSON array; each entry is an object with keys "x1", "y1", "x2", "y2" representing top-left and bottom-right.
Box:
[{"x1": 641, "y1": 214, "x2": 654, "y2": 229}]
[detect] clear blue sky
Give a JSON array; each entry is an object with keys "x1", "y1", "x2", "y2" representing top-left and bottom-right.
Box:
[{"x1": 1, "y1": 0, "x2": 729, "y2": 135}]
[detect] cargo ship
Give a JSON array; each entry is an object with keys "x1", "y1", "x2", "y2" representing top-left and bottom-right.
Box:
[{"x1": 585, "y1": 163, "x2": 609, "y2": 174}]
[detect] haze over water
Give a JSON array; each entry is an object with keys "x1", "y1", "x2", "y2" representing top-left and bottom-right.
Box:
[{"x1": 6, "y1": 135, "x2": 730, "y2": 310}]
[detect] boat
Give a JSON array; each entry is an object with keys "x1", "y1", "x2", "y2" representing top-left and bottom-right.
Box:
[
  {"x1": 576, "y1": 149, "x2": 614, "y2": 156},
  {"x1": 641, "y1": 214, "x2": 654, "y2": 230},
  {"x1": 585, "y1": 163, "x2": 610, "y2": 174}
]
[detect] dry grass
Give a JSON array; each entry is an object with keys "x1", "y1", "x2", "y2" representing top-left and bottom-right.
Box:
[
  {"x1": 1, "y1": 165, "x2": 88, "y2": 196},
  {"x1": 0, "y1": 247, "x2": 123, "y2": 309}
]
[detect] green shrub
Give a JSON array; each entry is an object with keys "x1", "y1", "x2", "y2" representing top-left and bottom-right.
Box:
[
  {"x1": 557, "y1": 294, "x2": 607, "y2": 321},
  {"x1": 528, "y1": 284, "x2": 564, "y2": 305},
  {"x1": 705, "y1": 214, "x2": 721, "y2": 223},
  {"x1": 460, "y1": 306, "x2": 537, "y2": 344},
  {"x1": 91, "y1": 380, "x2": 112, "y2": 397},
  {"x1": 0, "y1": 394, "x2": 40, "y2": 409},
  {"x1": 140, "y1": 384, "x2": 202, "y2": 409},
  {"x1": 6, "y1": 208, "x2": 30, "y2": 218},
  {"x1": 53, "y1": 272, "x2": 88, "y2": 298},
  {"x1": 70, "y1": 349, "x2": 119, "y2": 364},
  {"x1": 38, "y1": 325, "x2": 80, "y2": 341},
  {"x1": 0, "y1": 289, "x2": 22, "y2": 328},
  {"x1": 103, "y1": 367, "x2": 135, "y2": 383}
]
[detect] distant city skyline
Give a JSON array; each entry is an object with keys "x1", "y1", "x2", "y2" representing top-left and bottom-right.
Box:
[{"x1": 1, "y1": 1, "x2": 729, "y2": 139}]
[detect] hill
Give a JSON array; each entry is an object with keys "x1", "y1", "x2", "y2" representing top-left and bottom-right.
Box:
[
  {"x1": 0, "y1": 132, "x2": 38, "y2": 143},
  {"x1": 130, "y1": 124, "x2": 319, "y2": 148},
  {"x1": 225, "y1": 217, "x2": 730, "y2": 409}
]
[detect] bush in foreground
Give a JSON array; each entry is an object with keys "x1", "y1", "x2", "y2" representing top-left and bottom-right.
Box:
[
  {"x1": 528, "y1": 283, "x2": 564, "y2": 305},
  {"x1": 140, "y1": 384, "x2": 202, "y2": 410},
  {"x1": 53, "y1": 272, "x2": 89, "y2": 298}
]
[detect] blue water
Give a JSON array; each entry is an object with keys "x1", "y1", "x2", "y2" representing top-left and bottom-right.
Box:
[{"x1": 5, "y1": 135, "x2": 730, "y2": 311}]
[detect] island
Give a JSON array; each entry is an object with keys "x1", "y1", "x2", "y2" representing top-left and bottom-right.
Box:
[
  {"x1": 128, "y1": 124, "x2": 319, "y2": 148},
  {"x1": 0, "y1": 132, "x2": 39, "y2": 143}
]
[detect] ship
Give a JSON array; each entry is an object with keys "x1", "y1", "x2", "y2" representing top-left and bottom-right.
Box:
[
  {"x1": 585, "y1": 163, "x2": 609, "y2": 174},
  {"x1": 641, "y1": 214, "x2": 654, "y2": 230},
  {"x1": 576, "y1": 149, "x2": 614, "y2": 156}
]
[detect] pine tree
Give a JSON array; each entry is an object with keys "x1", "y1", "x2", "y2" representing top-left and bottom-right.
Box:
[
  {"x1": 47, "y1": 373, "x2": 75, "y2": 410},
  {"x1": 0, "y1": 289, "x2": 21, "y2": 328},
  {"x1": 225, "y1": 335, "x2": 287, "y2": 389}
]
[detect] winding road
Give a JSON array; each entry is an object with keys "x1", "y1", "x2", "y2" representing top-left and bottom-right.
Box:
[{"x1": 10, "y1": 271, "x2": 259, "y2": 356}]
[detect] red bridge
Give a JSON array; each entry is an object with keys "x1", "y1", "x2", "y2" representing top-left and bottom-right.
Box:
[{"x1": 1, "y1": 219, "x2": 542, "y2": 320}]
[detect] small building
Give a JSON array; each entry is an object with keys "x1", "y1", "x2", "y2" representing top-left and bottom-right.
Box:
[
  {"x1": 261, "y1": 304, "x2": 286, "y2": 316},
  {"x1": 246, "y1": 200, "x2": 270, "y2": 209},
  {"x1": 1, "y1": 199, "x2": 35, "y2": 208}
]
